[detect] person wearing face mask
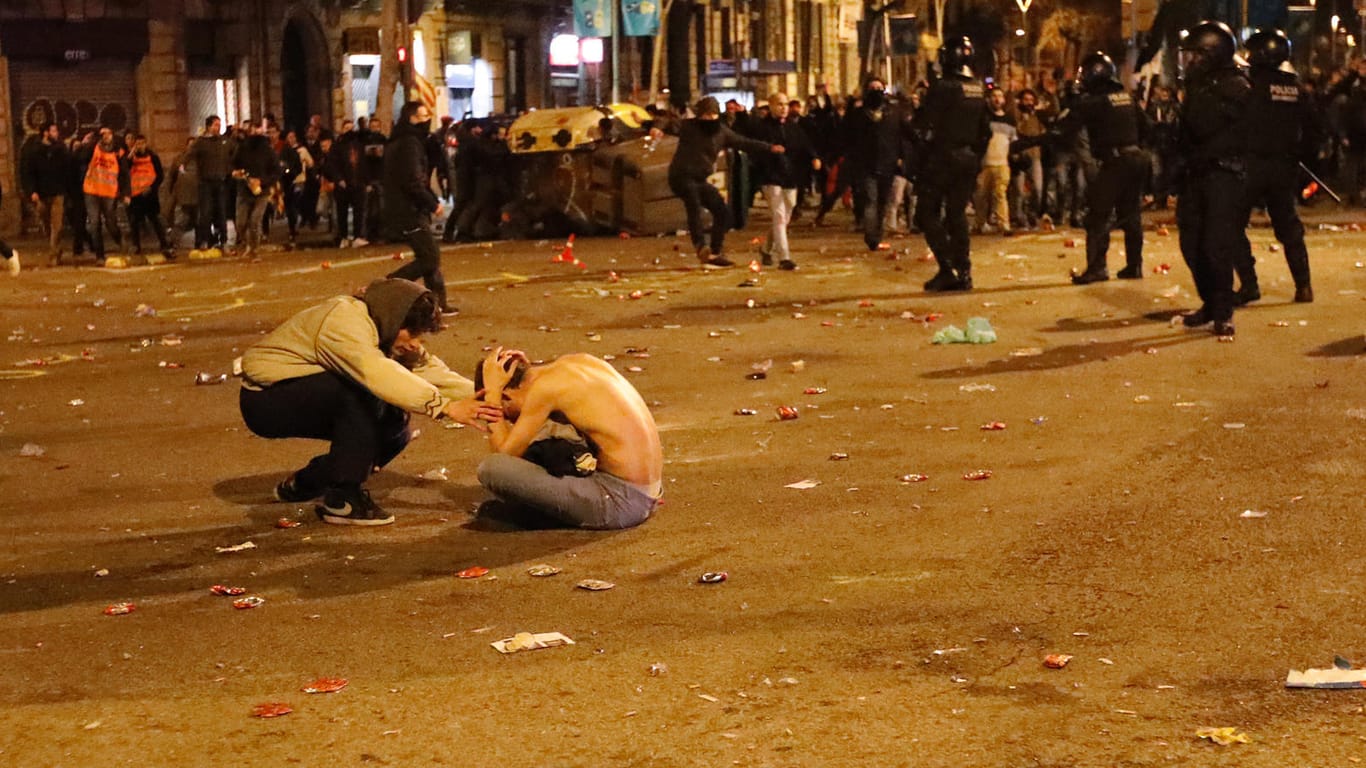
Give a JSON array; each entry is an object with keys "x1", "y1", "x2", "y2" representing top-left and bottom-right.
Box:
[
  {"x1": 383, "y1": 101, "x2": 452, "y2": 314},
  {"x1": 912, "y1": 36, "x2": 992, "y2": 291},
  {"x1": 842, "y1": 76, "x2": 915, "y2": 251},
  {"x1": 126, "y1": 135, "x2": 173, "y2": 259},
  {"x1": 667, "y1": 96, "x2": 784, "y2": 267}
]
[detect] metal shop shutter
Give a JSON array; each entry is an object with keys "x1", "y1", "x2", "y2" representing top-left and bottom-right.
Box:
[{"x1": 10, "y1": 61, "x2": 140, "y2": 146}]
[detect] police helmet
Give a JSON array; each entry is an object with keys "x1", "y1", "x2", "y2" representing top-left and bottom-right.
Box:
[
  {"x1": 1180, "y1": 20, "x2": 1237, "y2": 78},
  {"x1": 1079, "y1": 52, "x2": 1117, "y2": 92},
  {"x1": 1245, "y1": 28, "x2": 1291, "y2": 70},
  {"x1": 939, "y1": 35, "x2": 975, "y2": 78}
]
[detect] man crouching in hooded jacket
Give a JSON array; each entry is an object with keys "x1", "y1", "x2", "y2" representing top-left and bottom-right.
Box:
[{"x1": 239, "y1": 278, "x2": 502, "y2": 526}]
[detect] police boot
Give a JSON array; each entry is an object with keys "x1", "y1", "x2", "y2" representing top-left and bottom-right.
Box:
[
  {"x1": 1233, "y1": 284, "x2": 1261, "y2": 306},
  {"x1": 1294, "y1": 284, "x2": 1314, "y2": 303},
  {"x1": 923, "y1": 269, "x2": 959, "y2": 292},
  {"x1": 1071, "y1": 241, "x2": 1109, "y2": 284},
  {"x1": 1116, "y1": 262, "x2": 1143, "y2": 279},
  {"x1": 949, "y1": 266, "x2": 973, "y2": 292}
]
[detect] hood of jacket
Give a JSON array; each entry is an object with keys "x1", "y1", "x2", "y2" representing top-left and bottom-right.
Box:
[{"x1": 363, "y1": 278, "x2": 429, "y2": 351}]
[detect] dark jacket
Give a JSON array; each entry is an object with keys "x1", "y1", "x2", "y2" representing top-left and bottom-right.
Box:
[
  {"x1": 751, "y1": 115, "x2": 816, "y2": 188},
  {"x1": 1180, "y1": 64, "x2": 1251, "y2": 169},
  {"x1": 232, "y1": 135, "x2": 280, "y2": 194},
  {"x1": 667, "y1": 118, "x2": 771, "y2": 181},
  {"x1": 1057, "y1": 81, "x2": 1148, "y2": 157},
  {"x1": 382, "y1": 120, "x2": 440, "y2": 234},
  {"x1": 21, "y1": 138, "x2": 72, "y2": 198},
  {"x1": 189, "y1": 132, "x2": 236, "y2": 181},
  {"x1": 324, "y1": 130, "x2": 367, "y2": 189},
  {"x1": 1247, "y1": 66, "x2": 1321, "y2": 161},
  {"x1": 842, "y1": 101, "x2": 913, "y2": 179}
]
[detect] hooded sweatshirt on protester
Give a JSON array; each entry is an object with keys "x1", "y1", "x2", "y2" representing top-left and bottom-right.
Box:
[{"x1": 240, "y1": 279, "x2": 472, "y2": 418}]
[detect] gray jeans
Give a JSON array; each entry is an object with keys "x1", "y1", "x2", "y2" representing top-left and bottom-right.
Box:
[{"x1": 477, "y1": 453, "x2": 657, "y2": 530}]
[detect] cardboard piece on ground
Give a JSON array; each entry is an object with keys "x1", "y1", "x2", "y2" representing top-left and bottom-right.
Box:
[
  {"x1": 492, "y1": 631, "x2": 576, "y2": 654},
  {"x1": 1285, "y1": 667, "x2": 1366, "y2": 689}
]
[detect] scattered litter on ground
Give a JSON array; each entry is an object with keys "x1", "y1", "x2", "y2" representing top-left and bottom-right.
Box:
[
  {"x1": 734, "y1": 408, "x2": 758, "y2": 416},
  {"x1": 68, "y1": 399, "x2": 85, "y2": 407},
  {"x1": 210, "y1": 585, "x2": 246, "y2": 596},
  {"x1": 980, "y1": 421, "x2": 1007, "y2": 431},
  {"x1": 648, "y1": 662, "x2": 669, "y2": 676},
  {"x1": 194, "y1": 372, "x2": 229, "y2": 385},
  {"x1": 576, "y1": 579, "x2": 615, "y2": 591},
  {"x1": 251, "y1": 703, "x2": 293, "y2": 718},
  {"x1": 492, "y1": 631, "x2": 575, "y2": 654},
  {"x1": 133, "y1": 304, "x2": 157, "y2": 318},
  {"x1": 232, "y1": 596, "x2": 265, "y2": 609},
  {"x1": 215, "y1": 541, "x2": 256, "y2": 554},
  {"x1": 828, "y1": 452, "x2": 850, "y2": 461},
  {"x1": 302, "y1": 677, "x2": 348, "y2": 694},
  {"x1": 1010, "y1": 347, "x2": 1043, "y2": 357},
  {"x1": 804, "y1": 387, "x2": 827, "y2": 395},
  {"x1": 959, "y1": 383, "x2": 997, "y2": 393},
  {"x1": 94, "y1": 569, "x2": 109, "y2": 577},
  {"x1": 103, "y1": 602, "x2": 136, "y2": 616},
  {"x1": 1196, "y1": 727, "x2": 1249, "y2": 746},
  {"x1": 275, "y1": 518, "x2": 302, "y2": 529},
  {"x1": 900, "y1": 474, "x2": 929, "y2": 483},
  {"x1": 19, "y1": 443, "x2": 44, "y2": 457},
  {"x1": 1222, "y1": 423, "x2": 1246, "y2": 430},
  {"x1": 419, "y1": 467, "x2": 449, "y2": 481},
  {"x1": 776, "y1": 406, "x2": 799, "y2": 420},
  {"x1": 785, "y1": 479, "x2": 821, "y2": 490},
  {"x1": 962, "y1": 470, "x2": 993, "y2": 481},
  {"x1": 527, "y1": 564, "x2": 561, "y2": 577},
  {"x1": 1043, "y1": 653, "x2": 1073, "y2": 669},
  {"x1": 699, "y1": 572, "x2": 728, "y2": 584},
  {"x1": 457, "y1": 566, "x2": 490, "y2": 579},
  {"x1": 1239, "y1": 509, "x2": 1268, "y2": 519}
]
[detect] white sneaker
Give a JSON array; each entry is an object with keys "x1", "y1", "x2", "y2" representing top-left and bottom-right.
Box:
[
  {"x1": 6, "y1": 249, "x2": 19, "y2": 276},
  {"x1": 352, "y1": 237, "x2": 369, "y2": 247},
  {"x1": 339, "y1": 238, "x2": 352, "y2": 249}
]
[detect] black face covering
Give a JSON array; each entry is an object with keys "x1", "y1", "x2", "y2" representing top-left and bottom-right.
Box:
[
  {"x1": 864, "y1": 88, "x2": 885, "y2": 110},
  {"x1": 415, "y1": 119, "x2": 432, "y2": 135}
]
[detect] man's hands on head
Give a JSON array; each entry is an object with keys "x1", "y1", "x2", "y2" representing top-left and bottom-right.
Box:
[
  {"x1": 480, "y1": 346, "x2": 528, "y2": 398},
  {"x1": 444, "y1": 396, "x2": 503, "y2": 432}
]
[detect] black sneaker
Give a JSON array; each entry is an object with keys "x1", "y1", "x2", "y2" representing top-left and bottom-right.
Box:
[
  {"x1": 315, "y1": 487, "x2": 394, "y2": 526},
  {"x1": 1116, "y1": 264, "x2": 1143, "y2": 279},
  {"x1": 923, "y1": 270, "x2": 959, "y2": 292},
  {"x1": 779, "y1": 259, "x2": 797, "y2": 271},
  {"x1": 702, "y1": 255, "x2": 735, "y2": 268},
  {"x1": 1070, "y1": 270, "x2": 1109, "y2": 285},
  {"x1": 1212, "y1": 320, "x2": 1235, "y2": 337},
  {"x1": 1294, "y1": 285, "x2": 1314, "y2": 303},
  {"x1": 1233, "y1": 286, "x2": 1261, "y2": 306},
  {"x1": 275, "y1": 473, "x2": 323, "y2": 503},
  {"x1": 1181, "y1": 309, "x2": 1211, "y2": 328}
]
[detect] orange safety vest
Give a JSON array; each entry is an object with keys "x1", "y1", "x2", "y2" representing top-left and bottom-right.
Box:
[
  {"x1": 129, "y1": 153, "x2": 157, "y2": 197},
  {"x1": 83, "y1": 146, "x2": 121, "y2": 199}
]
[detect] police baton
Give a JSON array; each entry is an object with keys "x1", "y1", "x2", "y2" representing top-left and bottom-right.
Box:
[{"x1": 1298, "y1": 162, "x2": 1341, "y2": 204}]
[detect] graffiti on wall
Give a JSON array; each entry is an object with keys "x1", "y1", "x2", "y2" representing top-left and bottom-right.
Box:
[{"x1": 20, "y1": 97, "x2": 131, "y2": 143}]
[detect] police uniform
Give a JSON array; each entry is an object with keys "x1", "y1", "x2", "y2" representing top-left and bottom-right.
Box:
[
  {"x1": 1059, "y1": 82, "x2": 1150, "y2": 281},
  {"x1": 1177, "y1": 62, "x2": 1251, "y2": 330},
  {"x1": 913, "y1": 75, "x2": 991, "y2": 290},
  {"x1": 1235, "y1": 64, "x2": 1318, "y2": 302}
]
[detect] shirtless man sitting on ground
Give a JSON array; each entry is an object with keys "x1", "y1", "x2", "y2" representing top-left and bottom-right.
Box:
[{"x1": 474, "y1": 348, "x2": 663, "y2": 529}]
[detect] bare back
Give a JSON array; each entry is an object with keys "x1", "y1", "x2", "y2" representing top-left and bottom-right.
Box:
[{"x1": 525, "y1": 355, "x2": 662, "y2": 493}]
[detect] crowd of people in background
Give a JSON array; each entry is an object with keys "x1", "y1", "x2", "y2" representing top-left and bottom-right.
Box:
[{"x1": 5, "y1": 22, "x2": 1355, "y2": 297}]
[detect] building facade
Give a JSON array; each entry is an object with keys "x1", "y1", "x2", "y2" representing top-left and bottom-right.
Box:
[{"x1": 0, "y1": 0, "x2": 554, "y2": 234}]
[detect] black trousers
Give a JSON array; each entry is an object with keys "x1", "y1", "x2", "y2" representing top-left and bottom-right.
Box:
[
  {"x1": 334, "y1": 188, "x2": 364, "y2": 243},
  {"x1": 1237, "y1": 155, "x2": 1311, "y2": 290},
  {"x1": 1082, "y1": 150, "x2": 1148, "y2": 274},
  {"x1": 1177, "y1": 167, "x2": 1249, "y2": 323},
  {"x1": 669, "y1": 173, "x2": 730, "y2": 253},
  {"x1": 387, "y1": 224, "x2": 448, "y2": 311},
  {"x1": 196, "y1": 179, "x2": 230, "y2": 248},
  {"x1": 915, "y1": 148, "x2": 980, "y2": 276},
  {"x1": 239, "y1": 373, "x2": 411, "y2": 490},
  {"x1": 127, "y1": 195, "x2": 169, "y2": 253}
]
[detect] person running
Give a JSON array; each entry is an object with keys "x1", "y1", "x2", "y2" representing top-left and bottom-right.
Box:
[
  {"x1": 240, "y1": 278, "x2": 500, "y2": 526},
  {"x1": 383, "y1": 101, "x2": 452, "y2": 315},
  {"x1": 473, "y1": 348, "x2": 662, "y2": 530},
  {"x1": 667, "y1": 96, "x2": 783, "y2": 268}
]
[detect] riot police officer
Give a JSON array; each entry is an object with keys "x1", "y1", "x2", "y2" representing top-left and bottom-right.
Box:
[
  {"x1": 913, "y1": 35, "x2": 992, "y2": 292},
  {"x1": 1235, "y1": 28, "x2": 1318, "y2": 304},
  {"x1": 1057, "y1": 52, "x2": 1150, "y2": 283},
  {"x1": 1175, "y1": 21, "x2": 1250, "y2": 337}
]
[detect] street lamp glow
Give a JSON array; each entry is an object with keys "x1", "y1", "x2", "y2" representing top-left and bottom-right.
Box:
[
  {"x1": 1332, "y1": 14, "x2": 1340, "y2": 31},
  {"x1": 1015, "y1": 28, "x2": 1025, "y2": 36}
]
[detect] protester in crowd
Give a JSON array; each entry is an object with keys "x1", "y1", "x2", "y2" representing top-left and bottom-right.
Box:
[
  {"x1": 190, "y1": 115, "x2": 235, "y2": 251},
  {"x1": 752, "y1": 92, "x2": 819, "y2": 270},
  {"x1": 80, "y1": 127, "x2": 128, "y2": 266},
  {"x1": 21, "y1": 121, "x2": 71, "y2": 266},
  {"x1": 230, "y1": 119, "x2": 280, "y2": 259},
  {"x1": 384, "y1": 101, "x2": 454, "y2": 315},
  {"x1": 125, "y1": 135, "x2": 173, "y2": 259}
]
